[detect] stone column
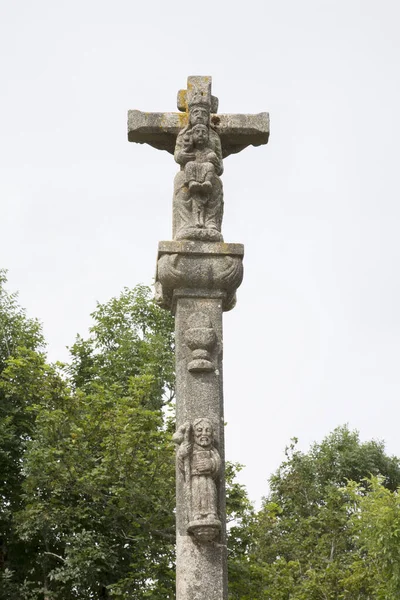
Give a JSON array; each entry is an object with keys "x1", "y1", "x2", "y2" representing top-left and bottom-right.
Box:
[{"x1": 155, "y1": 240, "x2": 244, "y2": 600}]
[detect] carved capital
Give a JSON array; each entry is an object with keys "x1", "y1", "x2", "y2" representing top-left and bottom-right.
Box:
[{"x1": 155, "y1": 240, "x2": 244, "y2": 313}]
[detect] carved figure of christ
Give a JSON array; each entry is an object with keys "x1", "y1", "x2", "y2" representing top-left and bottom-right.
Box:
[{"x1": 128, "y1": 76, "x2": 269, "y2": 242}]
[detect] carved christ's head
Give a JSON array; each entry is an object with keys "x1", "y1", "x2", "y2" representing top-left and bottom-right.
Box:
[
  {"x1": 189, "y1": 105, "x2": 210, "y2": 127},
  {"x1": 193, "y1": 418, "x2": 214, "y2": 448},
  {"x1": 191, "y1": 124, "x2": 209, "y2": 149}
]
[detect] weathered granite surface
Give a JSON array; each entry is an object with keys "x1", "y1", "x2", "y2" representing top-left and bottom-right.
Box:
[
  {"x1": 174, "y1": 294, "x2": 228, "y2": 600},
  {"x1": 174, "y1": 418, "x2": 222, "y2": 542},
  {"x1": 128, "y1": 76, "x2": 269, "y2": 243},
  {"x1": 156, "y1": 240, "x2": 243, "y2": 600},
  {"x1": 127, "y1": 76, "x2": 268, "y2": 600},
  {"x1": 155, "y1": 241, "x2": 244, "y2": 313},
  {"x1": 128, "y1": 109, "x2": 270, "y2": 157}
]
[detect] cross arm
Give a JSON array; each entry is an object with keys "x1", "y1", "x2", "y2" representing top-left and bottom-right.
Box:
[
  {"x1": 127, "y1": 110, "x2": 270, "y2": 158},
  {"x1": 212, "y1": 112, "x2": 270, "y2": 157},
  {"x1": 127, "y1": 110, "x2": 185, "y2": 154}
]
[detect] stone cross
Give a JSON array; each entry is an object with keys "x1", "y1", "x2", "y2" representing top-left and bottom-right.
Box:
[{"x1": 128, "y1": 76, "x2": 269, "y2": 600}]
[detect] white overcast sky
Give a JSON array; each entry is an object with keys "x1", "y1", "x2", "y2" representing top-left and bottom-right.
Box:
[{"x1": 1, "y1": 0, "x2": 400, "y2": 504}]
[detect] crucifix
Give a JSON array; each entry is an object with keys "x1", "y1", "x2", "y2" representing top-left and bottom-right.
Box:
[{"x1": 128, "y1": 76, "x2": 269, "y2": 600}]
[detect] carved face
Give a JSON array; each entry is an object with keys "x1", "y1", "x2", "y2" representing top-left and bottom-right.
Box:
[
  {"x1": 194, "y1": 419, "x2": 213, "y2": 448},
  {"x1": 192, "y1": 124, "x2": 208, "y2": 148},
  {"x1": 190, "y1": 106, "x2": 209, "y2": 126}
]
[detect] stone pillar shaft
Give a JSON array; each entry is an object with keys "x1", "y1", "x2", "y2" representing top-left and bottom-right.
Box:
[
  {"x1": 175, "y1": 297, "x2": 227, "y2": 600},
  {"x1": 155, "y1": 240, "x2": 243, "y2": 600}
]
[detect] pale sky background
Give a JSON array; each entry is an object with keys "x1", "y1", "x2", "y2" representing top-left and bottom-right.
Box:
[{"x1": 1, "y1": 0, "x2": 400, "y2": 505}]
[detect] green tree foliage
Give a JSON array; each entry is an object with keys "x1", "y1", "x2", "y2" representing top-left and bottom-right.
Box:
[
  {"x1": 18, "y1": 382, "x2": 177, "y2": 599},
  {"x1": 3, "y1": 271, "x2": 400, "y2": 600},
  {"x1": 345, "y1": 476, "x2": 400, "y2": 599},
  {"x1": 68, "y1": 285, "x2": 175, "y2": 409},
  {"x1": 0, "y1": 270, "x2": 48, "y2": 597},
  {"x1": 229, "y1": 426, "x2": 400, "y2": 599},
  {"x1": 0, "y1": 276, "x2": 250, "y2": 599},
  {"x1": 11, "y1": 286, "x2": 177, "y2": 599}
]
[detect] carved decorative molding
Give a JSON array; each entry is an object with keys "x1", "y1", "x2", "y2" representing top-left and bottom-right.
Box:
[
  {"x1": 155, "y1": 241, "x2": 244, "y2": 313},
  {"x1": 184, "y1": 312, "x2": 217, "y2": 373}
]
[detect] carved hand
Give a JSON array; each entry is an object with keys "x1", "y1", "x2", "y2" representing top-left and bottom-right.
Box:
[
  {"x1": 178, "y1": 151, "x2": 196, "y2": 164},
  {"x1": 178, "y1": 441, "x2": 193, "y2": 459},
  {"x1": 173, "y1": 423, "x2": 189, "y2": 445},
  {"x1": 207, "y1": 152, "x2": 220, "y2": 168}
]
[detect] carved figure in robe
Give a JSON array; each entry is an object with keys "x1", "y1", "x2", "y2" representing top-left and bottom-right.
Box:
[
  {"x1": 182, "y1": 123, "x2": 222, "y2": 228},
  {"x1": 173, "y1": 103, "x2": 224, "y2": 241},
  {"x1": 173, "y1": 418, "x2": 221, "y2": 542}
]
